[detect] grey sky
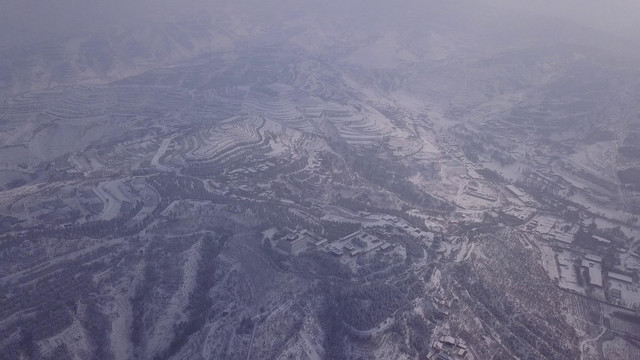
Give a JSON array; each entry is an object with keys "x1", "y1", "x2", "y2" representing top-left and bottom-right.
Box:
[{"x1": 1, "y1": 0, "x2": 638, "y2": 51}]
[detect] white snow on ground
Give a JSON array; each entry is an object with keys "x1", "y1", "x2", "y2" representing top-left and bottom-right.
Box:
[
  {"x1": 621, "y1": 253, "x2": 640, "y2": 271},
  {"x1": 68, "y1": 153, "x2": 93, "y2": 173},
  {"x1": 27, "y1": 117, "x2": 126, "y2": 161},
  {"x1": 28, "y1": 123, "x2": 87, "y2": 161},
  {"x1": 455, "y1": 240, "x2": 470, "y2": 262},
  {"x1": 591, "y1": 217, "x2": 639, "y2": 240},
  {"x1": 38, "y1": 317, "x2": 92, "y2": 359},
  {"x1": 145, "y1": 241, "x2": 201, "y2": 357},
  {"x1": 556, "y1": 251, "x2": 586, "y2": 295},
  {"x1": 261, "y1": 227, "x2": 278, "y2": 241},
  {"x1": 320, "y1": 206, "x2": 377, "y2": 225},
  {"x1": 108, "y1": 245, "x2": 153, "y2": 360},
  {"x1": 275, "y1": 316, "x2": 324, "y2": 360},
  {"x1": 151, "y1": 135, "x2": 178, "y2": 172},
  {"x1": 0, "y1": 183, "x2": 44, "y2": 212},
  {"x1": 0, "y1": 145, "x2": 38, "y2": 167},
  {"x1": 464, "y1": 243, "x2": 477, "y2": 262},
  {"x1": 299, "y1": 321, "x2": 323, "y2": 360},
  {"x1": 109, "y1": 289, "x2": 135, "y2": 360},
  {"x1": 455, "y1": 239, "x2": 477, "y2": 263},
  {"x1": 536, "y1": 243, "x2": 560, "y2": 281},
  {"x1": 601, "y1": 336, "x2": 639, "y2": 360},
  {"x1": 93, "y1": 179, "x2": 133, "y2": 221},
  {"x1": 373, "y1": 334, "x2": 413, "y2": 360},
  {"x1": 415, "y1": 165, "x2": 499, "y2": 210},
  {"x1": 427, "y1": 269, "x2": 442, "y2": 290},
  {"x1": 567, "y1": 140, "x2": 619, "y2": 183},
  {"x1": 609, "y1": 279, "x2": 640, "y2": 309}
]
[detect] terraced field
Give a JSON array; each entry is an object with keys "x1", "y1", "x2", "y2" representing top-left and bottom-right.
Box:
[{"x1": 1, "y1": 9, "x2": 640, "y2": 359}]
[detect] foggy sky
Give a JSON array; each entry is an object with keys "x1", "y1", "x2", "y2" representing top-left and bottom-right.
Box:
[{"x1": 1, "y1": 0, "x2": 639, "y2": 52}]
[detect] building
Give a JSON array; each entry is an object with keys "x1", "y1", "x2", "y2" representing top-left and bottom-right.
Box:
[
  {"x1": 502, "y1": 207, "x2": 535, "y2": 222},
  {"x1": 581, "y1": 259, "x2": 603, "y2": 287},
  {"x1": 442, "y1": 336, "x2": 456, "y2": 346},
  {"x1": 611, "y1": 288, "x2": 622, "y2": 300},
  {"x1": 506, "y1": 185, "x2": 527, "y2": 199},
  {"x1": 592, "y1": 235, "x2": 611, "y2": 244},
  {"x1": 465, "y1": 188, "x2": 497, "y2": 202},
  {"x1": 533, "y1": 216, "x2": 556, "y2": 234},
  {"x1": 314, "y1": 239, "x2": 328, "y2": 247},
  {"x1": 608, "y1": 272, "x2": 633, "y2": 283},
  {"x1": 547, "y1": 223, "x2": 577, "y2": 244},
  {"x1": 275, "y1": 233, "x2": 308, "y2": 256},
  {"x1": 430, "y1": 336, "x2": 469, "y2": 360}
]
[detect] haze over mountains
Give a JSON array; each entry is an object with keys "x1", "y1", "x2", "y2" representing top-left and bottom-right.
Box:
[
  {"x1": 1, "y1": 0, "x2": 639, "y2": 94},
  {"x1": 1, "y1": 1, "x2": 640, "y2": 359}
]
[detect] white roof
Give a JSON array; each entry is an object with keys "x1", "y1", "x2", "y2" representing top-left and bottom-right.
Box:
[
  {"x1": 443, "y1": 335, "x2": 455, "y2": 344},
  {"x1": 593, "y1": 235, "x2": 611, "y2": 243},
  {"x1": 608, "y1": 272, "x2": 633, "y2": 283},
  {"x1": 581, "y1": 260, "x2": 603, "y2": 287},
  {"x1": 553, "y1": 232, "x2": 574, "y2": 243},
  {"x1": 506, "y1": 185, "x2": 526, "y2": 197}
]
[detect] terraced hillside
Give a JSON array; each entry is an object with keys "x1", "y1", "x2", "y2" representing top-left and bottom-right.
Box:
[{"x1": 2, "y1": 4, "x2": 640, "y2": 360}]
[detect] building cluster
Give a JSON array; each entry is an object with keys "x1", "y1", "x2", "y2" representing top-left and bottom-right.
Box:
[
  {"x1": 500, "y1": 182, "x2": 640, "y2": 312},
  {"x1": 464, "y1": 185, "x2": 497, "y2": 202},
  {"x1": 502, "y1": 206, "x2": 535, "y2": 222},
  {"x1": 274, "y1": 230, "x2": 320, "y2": 256},
  {"x1": 274, "y1": 228, "x2": 399, "y2": 259},
  {"x1": 576, "y1": 253, "x2": 640, "y2": 309},
  {"x1": 505, "y1": 184, "x2": 535, "y2": 205},
  {"x1": 524, "y1": 215, "x2": 577, "y2": 244},
  {"x1": 607, "y1": 270, "x2": 640, "y2": 310},
  {"x1": 581, "y1": 255, "x2": 603, "y2": 287},
  {"x1": 324, "y1": 230, "x2": 395, "y2": 257},
  {"x1": 428, "y1": 336, "x2": 469, "y2": 359}
]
